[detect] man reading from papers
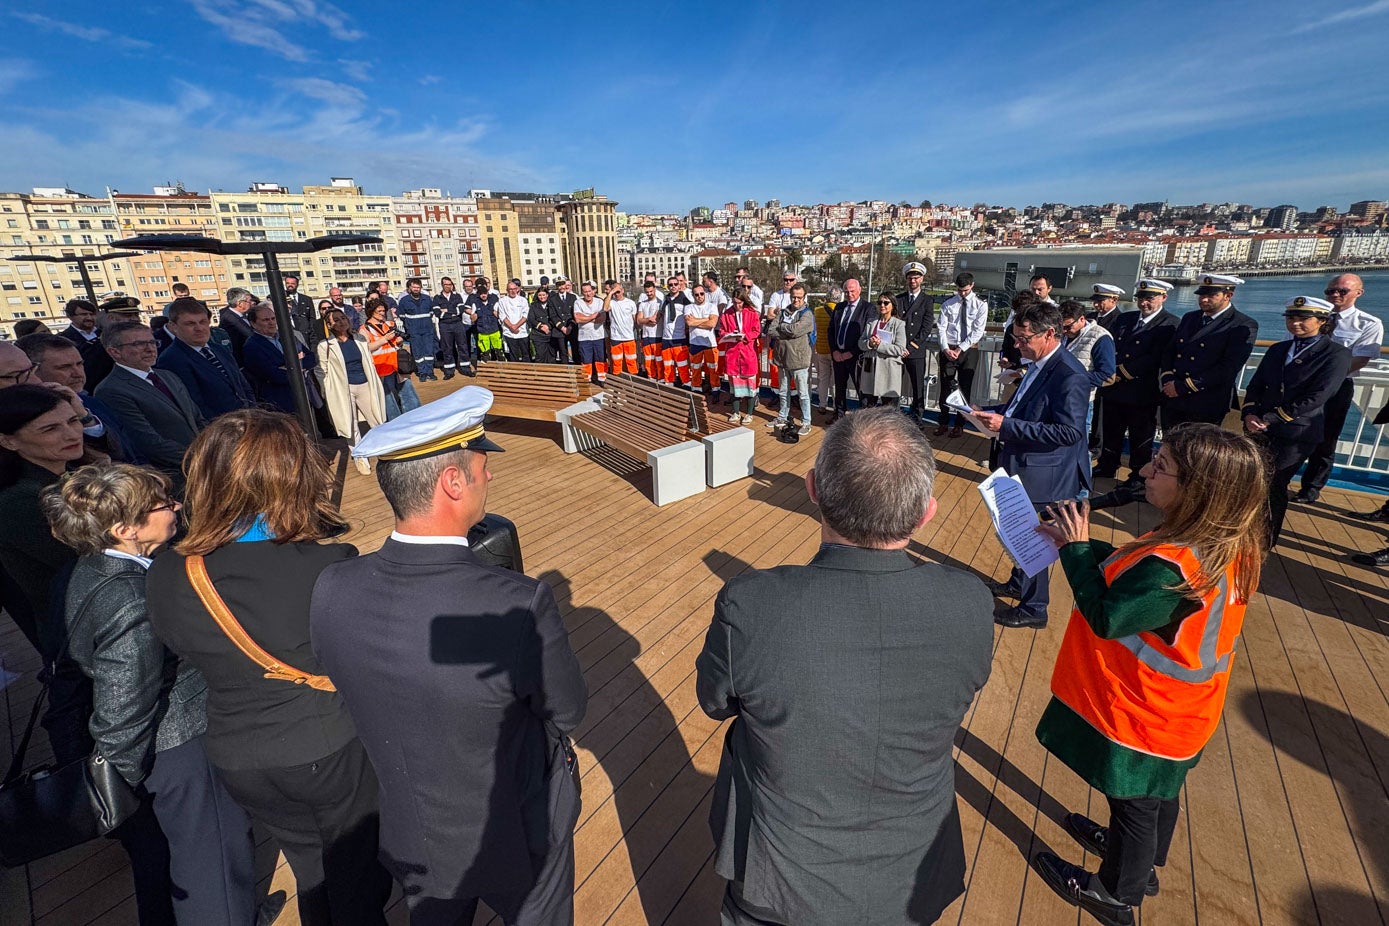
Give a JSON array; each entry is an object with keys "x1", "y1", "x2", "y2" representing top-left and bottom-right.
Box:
[{"x1": 972, "y1": 296, "x2": 1092, "y2": 629}]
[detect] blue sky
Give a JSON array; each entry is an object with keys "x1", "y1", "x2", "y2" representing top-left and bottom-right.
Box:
[{"x1": 3, "y1": 0, "x2": 1388, "y2": 214}]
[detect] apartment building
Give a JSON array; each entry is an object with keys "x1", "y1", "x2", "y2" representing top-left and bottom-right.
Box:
[
  {"x1": 393, "y1": 189, "x2": 482, "y2": 288},
  {"x1": 558, "y1": 192, "x2": 618, "y2": 286},
  {"x1": 111, "y1": 186, "x2": 230, "y2": 306}
]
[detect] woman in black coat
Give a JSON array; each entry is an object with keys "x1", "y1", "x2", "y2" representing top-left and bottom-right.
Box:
[
  {"x1": 44, "y1": 463, "x2": 258, "y2": 926},
  {"x1": 145, "y1": 409, "x2": 392, "y2": 926},
  {"x1": 1242, "y1": 296, "x2": 1352, "y2": 545}
]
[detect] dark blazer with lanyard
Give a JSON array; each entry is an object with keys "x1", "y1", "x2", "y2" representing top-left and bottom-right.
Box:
[
  {"x1": 1242, "y1": 335, "x2": 1351, "y2": 544},
  {"x1": 1159, "y1": 307, "x2": 1258, "y2": 426},
  {"x1": 310, "y1": 538, "x2": 588, "y2": 923}
]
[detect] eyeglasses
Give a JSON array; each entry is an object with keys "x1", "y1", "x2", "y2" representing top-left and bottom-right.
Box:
[
  {"x1": 783, "y1": 277, "x2": 795, "y2": 282},
  {"x1": 0, "y1": 363, "x2": 36, "y2": 384},
  {"x1": 1324, "y1": 288, "x2": 1353, "y2": 296},
  {"x1": 1150, "y1": 456, "x2": 1176, "y2": 478},
  {"x1": 147, "y1": 500, "x2": 182, "y2": 515},
  {"x1": 118, "y1": 339, "x2": 159, "y2": 350},
  {"x1": 1012, "y1": 328, "x2": 1053, "y2": 343}
]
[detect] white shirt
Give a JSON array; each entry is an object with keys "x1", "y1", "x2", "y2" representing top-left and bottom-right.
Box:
[
  {"x1": 637, "y1": 294, "x2": 664, "y2": 338},
  {"x1": 767, "y1": 289, "x2": 794, "y2": 314},
  {"x1": 606, "y1": 298, "x2": 638, "y2": 341},
  {"x1": 743, "y1": 283, "x2": 764, "y2": 310},
  {"x1": 1328, "y1": 305, "x2": 1384, "y2": 377},
  {"x1": 389, "y1": 530, "x2": 469, "y2": 547},
  {"x1": 1005, "y1": 342, "x2": 1062, "y2": 417},
  {"x1": 103, "y1": 548, "x2": 153, "y2": 568},
  {"x1": 937, "y1": 293, "x2": 988, "y2": 350},
  {"x1": 576, "y1": 297, "x2": 606, "y2": 341},
  {"x1": 661, "y1": 294, "x2": 688, "y2": 340},
  {"x1": 704, "y1": 286, "x2": 732, "y2": 314},
  {"x1": 685, "y1": 300, "x2": 720, "y2": 348},
  {"x1": 116, "y1": 363, "x2": 155, "y2": 382},
  {"x1": 497, "y1": 294, "x2": 529, "y2": 338}
]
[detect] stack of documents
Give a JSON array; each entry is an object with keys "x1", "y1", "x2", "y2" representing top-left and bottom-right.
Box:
[{"x1": 977, "y1": 468, "x2": 1059, "y2": 578}]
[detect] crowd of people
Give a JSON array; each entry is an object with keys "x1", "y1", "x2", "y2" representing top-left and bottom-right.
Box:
[{"x1": 0, "y1": 262, "x2": 1386, "y2": 926}]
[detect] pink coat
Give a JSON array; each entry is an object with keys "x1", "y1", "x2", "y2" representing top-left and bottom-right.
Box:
[{"x1": 720, "y1": 308, "x2": 762, "y2": 378}]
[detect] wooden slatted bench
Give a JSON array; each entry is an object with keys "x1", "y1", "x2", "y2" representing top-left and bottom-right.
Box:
[
  {"x1": 473, "y1": 362, "x2": 590, "y2": 421},
  {"x1": 564, "y1": 376, "x2": 705, "y2": 505}
]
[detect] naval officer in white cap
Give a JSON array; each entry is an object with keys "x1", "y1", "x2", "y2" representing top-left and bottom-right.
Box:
[
  {"x1": 1089, "y1": 283, "x2": 1128, "y2": 334},
  {"x1": 311, "y1": 385, "x2": 587, "y2": 926},
  {"x1": 1241, "y1": 296, "x2": 1351, "y2": 544},
  {"x1": 1095, "y1": 279, "x2": 1180, "y2": 483},
  {"x1": 896, "y1": 261, "x2": 935, "y2": 425},
  {"x1": 1158, "y1": 273, "x2": 1259, "y2": 428}
]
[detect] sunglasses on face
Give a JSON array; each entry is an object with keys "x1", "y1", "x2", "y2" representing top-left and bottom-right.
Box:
[{"x1": 1324, "y1": 288, "x2": 1353, "y2": 296}]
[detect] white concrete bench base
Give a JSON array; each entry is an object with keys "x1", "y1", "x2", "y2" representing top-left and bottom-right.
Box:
[
  {"x1": 703, "y1": 427, "x2": 755, "y2": 487},
  {"x1": 648, "y1": 441, "x2": 707, "y2": 506}
]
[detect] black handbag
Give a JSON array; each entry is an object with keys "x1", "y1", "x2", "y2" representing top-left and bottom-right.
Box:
[
  {"x1": 395, "y1": 342, "x2": 418, "y2": 376},
  {"x1": 0, "y1": 595, "x2": 144, "y2": 868},
  {"x1": 0, "y1": 685, "x2": 142, "y2": 867}
]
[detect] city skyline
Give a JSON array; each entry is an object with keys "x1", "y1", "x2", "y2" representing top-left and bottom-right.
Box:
[{"x1": 2, "y1": 1, "x2": 1388, "y2": 213}]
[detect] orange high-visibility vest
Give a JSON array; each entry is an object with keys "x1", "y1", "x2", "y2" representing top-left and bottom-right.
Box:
[{"x1": 1050, "y1": 540, "x2": 1246, "y2": 762}]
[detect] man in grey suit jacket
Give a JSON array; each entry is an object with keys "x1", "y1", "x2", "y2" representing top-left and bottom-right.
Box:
[
  {"x1": 697, "y1": 407, "x2": 994, "y2": 926},
  {"x1": 94, "y1": 321, "x2": 204, "y2": 489}
]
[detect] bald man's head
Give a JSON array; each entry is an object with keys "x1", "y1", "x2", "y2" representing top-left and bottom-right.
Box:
[
  {"x1": 0, "y1": 341, "x2": 33, "y2": 385},
  {"x1": 1326, "y1": 273, "x2": 1364, "y2": 312}
]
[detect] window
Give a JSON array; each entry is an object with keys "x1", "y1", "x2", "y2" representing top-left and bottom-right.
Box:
[{"x1": 28, "y1": 296, "x2": 42, "y2": 304}]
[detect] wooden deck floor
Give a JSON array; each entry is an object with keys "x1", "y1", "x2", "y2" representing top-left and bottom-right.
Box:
[{"x1": 3, "y1": 376, "x2": 1388, "y2": 926}]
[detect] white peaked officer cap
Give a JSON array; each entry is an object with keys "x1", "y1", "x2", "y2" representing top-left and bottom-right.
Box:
[
  {"x1": 902, "y1": 262, "x2": 928, "y2": 276},
  {"x1": 1091, "y1": 283, "x2": 1126, "y2": 298},
  {"x1": 1284, "y1": 296, "x2": 1333, "y2": 315},
  {"x1": 1194, "y1": 273, "x2": 1244, "y2": 294},
  {"x1": 1135, "y1": 279, "x2": 1175, "y2": 296},
  {"x1": 352, "y1": 386, "x2": 506, "y2": 460}
]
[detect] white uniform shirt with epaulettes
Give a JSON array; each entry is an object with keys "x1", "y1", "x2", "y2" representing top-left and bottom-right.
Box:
[{"x1": 936, "y1": 292, "x2": 988, "y2": 350}]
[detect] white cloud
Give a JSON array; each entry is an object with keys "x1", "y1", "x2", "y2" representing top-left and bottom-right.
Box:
[
  {"x1": 0, "y1": 60, "x2": 36, "y2": 94},
  {"x1": 11, "y1": 11, "x2": 153, "y2": 49},
  {"x1": 187, "y1": 0, "x2": 363, "y2": 59},
  {"x1": 1292, "y1": 0, "x2": 1389, "y2": 32},
  {"x1": 0, "y1": 79, "x2": 548, "y2": 200}
]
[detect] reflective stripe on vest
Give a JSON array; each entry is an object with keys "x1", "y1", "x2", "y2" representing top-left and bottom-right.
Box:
[{"x1": 1050, "y1": 539, "x2": 1245, "y2": 761}]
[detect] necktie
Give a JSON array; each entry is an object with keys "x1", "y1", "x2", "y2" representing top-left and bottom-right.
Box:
[
  {"x1": 1005, "y1": 364, "x2": 1034, "y2": 416},
  {"x1": 1201, "y1": 316, "x2": 1212, "y2": 327},
  {"x1": 146, "y1": 370, "x2": 178, "y2": 405},
  {"x1": 200, "y1": 345, "x2": 232, "y2": 384},
  {"x1": 839, "y1": 301, "x2": 854, "y2": 346}
]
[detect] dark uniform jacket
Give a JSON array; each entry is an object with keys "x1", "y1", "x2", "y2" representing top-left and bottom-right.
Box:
[
  {"x1": 432, "y1": 291, "x2": 465, "y2": 323},
  {"x1": 286, "y1": 291, "x2": 317, "y2": 340},
  {"x1": 310, "y1": 539, "x2": 587, "y2": 904},
  {"x1": 61, "y1": 325, "x2": 115, "y2": 390},
  {"x1": 895, "y1": 290, "x2": 934, "y2": 359},
  {"x1": 64, "y1": 554, "x2": 208, "y2": 786},
  {"x1": 697, "y1": 544, "x2": 993, "y2": 926},
  {"x1": 1242, "y1": 337, "x2": 1352, "y2": 469},
  {"x1": 218, "y1": 307, "x2": 255, "y2": 367},
  {"x1": 527, "y1": 297, "x2": 564, "y2": 343},
  {"x1": 551, "y1": 291, "x2": 578, "y2": 336},
  {"x1": 1159, "y1": 307, "x2": 1259, "y2": 422},
  {"x1": 1092, "y1": 307, "x2": 1128, "y2": 334},
  {"x1": 1101, "y1": 309, "x2": 1178, "y2": 406}
]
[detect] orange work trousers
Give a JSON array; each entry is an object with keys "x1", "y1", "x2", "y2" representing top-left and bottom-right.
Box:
[
  {"x1": 689, "y1": 346, "x2": 719, "y2": 389},
  {"x1": 610, "y1": 340, "x2": 638, "y2": 375},
  {"x1": 661, "y1": 342, "x2": 689, "y2": 385},
  {"x1": 641, "y1": 339, "x2": 664, "y2": 379}
]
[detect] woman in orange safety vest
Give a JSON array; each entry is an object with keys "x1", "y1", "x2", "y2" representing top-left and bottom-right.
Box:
[{"x1": 1031, "y1": 422, "x2": 1269, "y2": 926}]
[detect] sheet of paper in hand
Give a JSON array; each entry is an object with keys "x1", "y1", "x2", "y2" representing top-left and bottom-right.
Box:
[{"x1": 977, "y1": 468, "x2": 1060, "y2": 578}]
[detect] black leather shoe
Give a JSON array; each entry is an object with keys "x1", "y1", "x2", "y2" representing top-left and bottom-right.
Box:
[
  {"x1": 994, "y1": 607, "x2": 1047, "y2": 629},
  {"x1": 256, "y1": 890, "x2": 288, "y2": 926},
  {"x1": 1291, "y1": 489, "x2": 1320, "y2": 504},
  {"x1": 1034, "y1": 852, "x2": 1135, "y2": 926},
  {"x1": 987, "y1": 579, "x2": 1021, "y2": 599},
  {"x1": 1351, "y1": 547, "x2": 1389, "y2": 567},
  {"x1": 1351, "y1": 506, "x2": 1389, "y2": 523},
  {"x1": 1064, "y1": 814, "x2": 1159, "y2": 896}
]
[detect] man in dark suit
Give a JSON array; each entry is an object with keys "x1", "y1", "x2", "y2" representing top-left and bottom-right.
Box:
[
  {"x1": 21, "y1": 334, "x2": 144, "y2": 464},
  {"x1": 156, "y1": 296, "x2": 255, "y2": 420},
  {"x1": 896, "y1": 262, "x2": 935, "y2": 425},
  {"x1": 551, "y1": 276, "x2": 579, "y2": 364},
  {"x1": 828, "y1": 277, "x2": 869, "y2": 420},
  {"x1": 57, "y1": 298, "x2": 114, "y2": 390},
  {"x1": 283, "y1": 273, "x2": 316, "y2": 341},
  {"x1": 311, "y1": 387, "x2": 587, "y2": 926},
  {"x1": 218, "y1": 288, "x2": 257, "y2": 367},
  {"x1": 94, "y1": 321, "x2": 204, "y2": 489},
  {"x1": 1095, "y1": 279, "x2": 1179, "y2": 483},
  {"x1": 973, "y1": 299, "x2": 1092, "y2": 629},
  {"x1": 1159, "y1": 273, "x2": 1258, "y2": 428},
  {"x1": 696, "y1": 407, "x2": 993, "y2": 926},
  {"x1": 242, "y1": 302, "x2": 318, "y2": 414}
]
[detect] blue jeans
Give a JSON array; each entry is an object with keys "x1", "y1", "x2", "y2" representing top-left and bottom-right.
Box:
[{"x1": 776, "y1": 366, "x2": 811, "y2": 423}]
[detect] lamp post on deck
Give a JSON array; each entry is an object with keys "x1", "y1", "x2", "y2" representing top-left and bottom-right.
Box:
[
  {"x1": 6, "y1": 250, "x2": 143, "y2": 310},
  {"x1": 112, "y1": 233, "x2": 383, "y2": 435}
]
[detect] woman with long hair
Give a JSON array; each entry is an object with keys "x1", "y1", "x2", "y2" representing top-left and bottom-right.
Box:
[
  {"x1": 44, "y1": 464, "x2": 259, "y2": 926},
  {"x1": 317, "y1": 309, "x2": 387, "y2": 476},
  {"x1": 720, "y1": 291, "x2": 763, "y2": 424},
  {"x1": 145, "y1": 409, "x2": 391, "y2": 926},
  {"x1": 0, "y1": 384, "x2": 95, "y2": 763},
  {"x1": 361, "y1": 296, "x2": 405, "y2": 419},
  {"x1": 1032, "y1": 423, "x2": 1268, "y2": 925}
]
